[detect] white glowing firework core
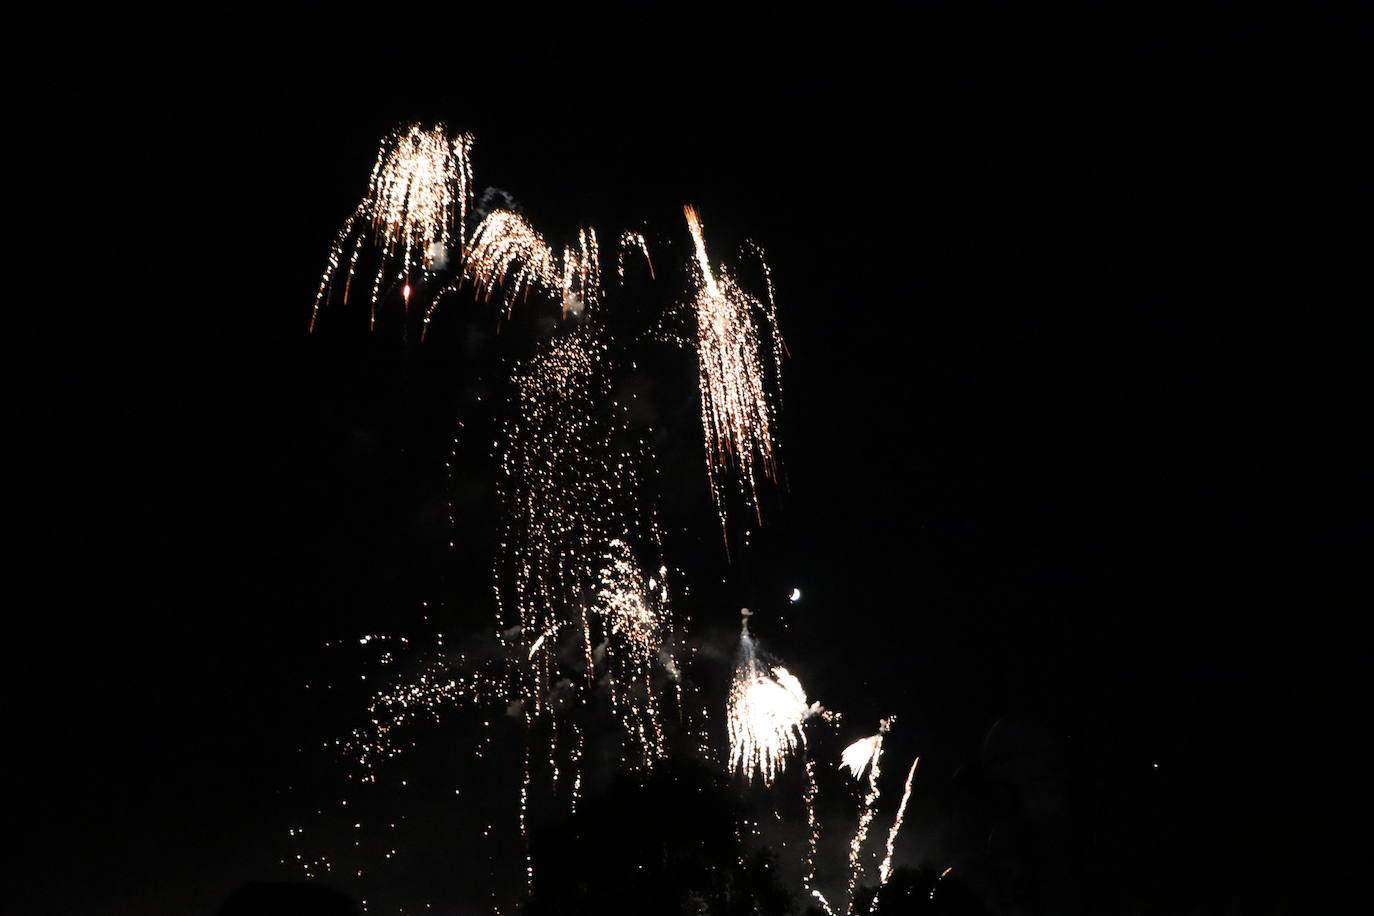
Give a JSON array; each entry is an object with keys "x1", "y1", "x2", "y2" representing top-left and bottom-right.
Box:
[
  {"x1": 728, "y1": 634, "x2": 819, "y2": 784},
  {"x1": 841, "y1": 734, "x2": 882, "y2": 779}
]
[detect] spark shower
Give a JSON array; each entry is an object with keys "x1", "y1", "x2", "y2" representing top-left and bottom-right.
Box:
[{"x1": 303, "y1": 123, "x2": 930, "y2": 913}]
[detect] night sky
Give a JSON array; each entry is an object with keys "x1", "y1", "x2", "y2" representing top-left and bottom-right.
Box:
[{"x1": 18, "y1": 5, "x2": 1367, "y2": 915}]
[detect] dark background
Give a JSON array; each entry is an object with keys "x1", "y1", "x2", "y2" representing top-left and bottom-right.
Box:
[{"x1": 16, "y1": 4, "x2": 1367, "y2": 914}]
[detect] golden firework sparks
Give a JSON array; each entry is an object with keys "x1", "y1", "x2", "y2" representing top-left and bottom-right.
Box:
[
  {"x1": 496, "y1": 321, "x2": 688, "y2": 780},
  {"x1": 595, "y1": 539, "x2": 673, "y2": 765},
  {"x1": 304, "y1": 128, "x2": 828, "y2": 909},
  {"x1": 617, "y1": 230, "x2": 655, "y2": 280},
  {"x1": 804, "y1": 756, "x2": 839, "y2": 915},
  {"x1": 462, "y1": 210, "x2": 601, "y2": 318},
  {"x1": 683, "y1": 205, "x2": 784, "y2": 539},
  {"x1": 462, "y1": 209, "x2": 558, "y2": 310},
  {"x1": 312, "y1": 124, "x2": 473, "y2": 330}
]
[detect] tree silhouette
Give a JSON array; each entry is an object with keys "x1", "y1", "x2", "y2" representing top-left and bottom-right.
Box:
[
  {"x1": 842, "y1": 866, "x2": 993, "y2": 916},
  {"x1": 523, "y1": 756, "x2": 793, "y2": 916}
]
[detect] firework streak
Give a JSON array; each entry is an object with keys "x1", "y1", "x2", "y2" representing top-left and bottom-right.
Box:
[
  {"x1": 684, "y1": 206, "x2": 785, "y2": 540},
  {"x1": 869, "y1": 756, "x2": 920, "y2": 913}
]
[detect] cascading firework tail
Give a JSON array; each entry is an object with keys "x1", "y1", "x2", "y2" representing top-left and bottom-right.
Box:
[
  {"x1": 495, "y1": 315, "x2": 687, "y2": 777},
  {"x1": 460, "y1": 210, "x2": 602, "y2": 319},
  {"x1": 684, "y1": 205, "x2": 784, "y2": 539},
  {"x1": 312, "y1": 124, "x2": 473, "y2": 330}
]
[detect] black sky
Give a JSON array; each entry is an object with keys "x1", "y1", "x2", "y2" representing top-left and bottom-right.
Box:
[{"x1": 15, "y1": 5, "x2": 1368, "y2": 915}]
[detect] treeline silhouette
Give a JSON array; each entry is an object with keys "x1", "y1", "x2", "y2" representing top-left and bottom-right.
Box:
[{"x1": 218, "y1": 758, "x2": 991, "y2": 915}]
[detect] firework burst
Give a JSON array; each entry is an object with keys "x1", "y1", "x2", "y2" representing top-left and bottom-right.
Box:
[
  {"x1": 683, "y1": 205, "x2": 784, "y2": 539},
  {"x1": 593, "y1": 538, "x2": 678, "y2": 764},
  {"x1": 495, "y1": 316, "x2": 689, "y2": 780},
  {"x1": 841, "y1": 733, "x2": 884, "y2": 780},
  {"x1": 458, "y1": 209, "x2": 602, "y2": 319},
  {"x1": 312, "y1": 123, "x2": 473, "y2": 330},
  {"x1": 727, "y1": 620, "x2": 820, "y2": 784}
]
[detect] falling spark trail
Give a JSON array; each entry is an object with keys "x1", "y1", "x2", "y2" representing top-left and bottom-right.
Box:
[
  {"x1": 495, "y1": 316, "x2": 687, "y2": 781},
  {"x1": 462, "y1": 210, "x2": 558, "y2": 311},
  {"x1": 804, "y1": 757, "x2": 820, "y2": 885},
  {"x1": 617, "y1": 230, "x2": 655, "y2": 279},
  {"x1": 804, "y1": 755, "x2": 839, "y2": 915},
  {"x1": 684, "y1": 205, "x2": 784, "y2": 539},
  {"x1": 461, "y1": 210, "x2": 601, "y2": 319}
]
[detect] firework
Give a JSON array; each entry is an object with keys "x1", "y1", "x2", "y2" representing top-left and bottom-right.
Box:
[
  {"x1": 841, "y1": 734, "x2": 883, "y2": 780},
  {"x1": 844, "y1": 718, "x2": 891, "y2": 913},
  {"x1": 462, "y1": 210, "x2": 601, "y2": 318},
  {"x1": 594, "y1": 538, "x2": 673, "y2": 764},
  {"x1": 869, "y1": 756, "x2": 920, "y2": 913},
  {"x1": 617, "y1": 230, "x2": 655, "y2": 280},
  {"x1": 683, "y1": 205, "x2": 784, "y2": 538},
  {"x1": 496, "y1": 319, "x2": 687, "y2": 778},
  {"x1": 804, "y1": 755, "x2": 839, "y2": 915},
  {"x1": 304, "y1": 127, "x2": 840, "y2": 913},
  {"x1": 804, "y1": 757, "x2": 821, "y2": 881},
  {"x1": 329, "y1": 627, "x2": 521, "y2": 784},
  {"x1": 931, "y1": 866, "x2": 953, "y2": 901},
  {"x1": 312, "y1": 124, "x2": 473, "y2": 330},
  {"x1": 727, "y1": 621, "x2": 820, "y2": 784}
]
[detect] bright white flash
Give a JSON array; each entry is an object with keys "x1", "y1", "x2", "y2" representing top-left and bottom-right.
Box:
[
  {"x1": 728, "y1": 634, "x2": 819, "y2": 784},
  {"x1": 841, "y1": 734, "x2": 882, "y2": 779}
]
